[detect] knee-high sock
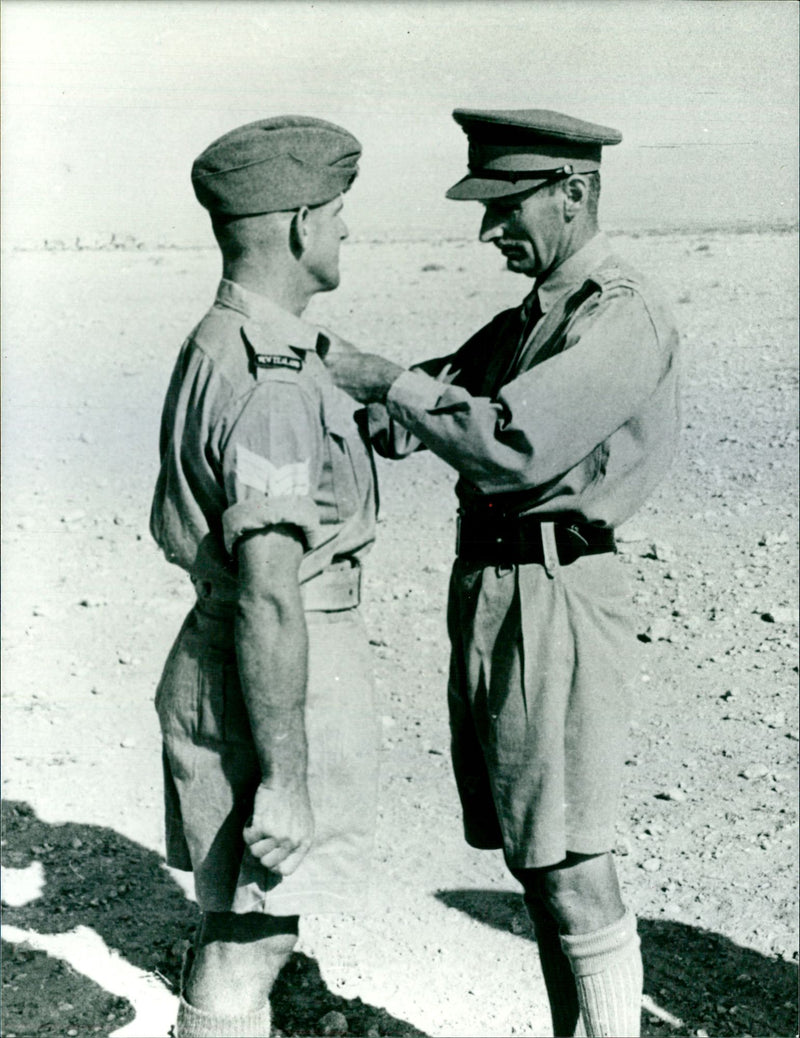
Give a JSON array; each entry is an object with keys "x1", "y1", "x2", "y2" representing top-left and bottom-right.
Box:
[
  {"x1": 175, "y1": 996, "x2": 272, "y2": 1038},
  {"x1": 525, "y1": 896, "x2": 582, "y2": 1037},
  {"x1": 175, "y1": 949, "x2": 272, "y2": 1038},
  {"x1": 560, "y1": 909, "x2": 643, "y2": 1038}
]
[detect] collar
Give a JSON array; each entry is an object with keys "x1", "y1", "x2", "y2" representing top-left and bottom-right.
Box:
[
  {"x1": 214, "y1": 279, "x2": 322, "y2": 355},
  {"x1": 531, "y1": 232, "x2": 614, "y2": 315}
]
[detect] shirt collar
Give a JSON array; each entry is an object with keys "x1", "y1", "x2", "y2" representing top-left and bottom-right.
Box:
[
  {"x1": 214, "y1": 279, "x2": 322, "y2": 354},
  {"x1": 532, "y1": 232, "x2": 614, "y2": 314}
]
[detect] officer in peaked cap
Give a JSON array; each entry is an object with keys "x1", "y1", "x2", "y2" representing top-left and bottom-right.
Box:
[
  {"x1": 151, "y1": 116, "x2": 380, "y2": 1037},
  {"x1": 326, "y1": 107, "x2": 680, "y2": 1037},
  {"x1": 444, "y1": 107, "x2": 623, "y2": 200}
]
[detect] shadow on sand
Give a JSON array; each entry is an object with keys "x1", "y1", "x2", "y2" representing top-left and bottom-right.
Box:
[
  {"x1": 435, "y1": 887, "x2": 798, "y2": 1037},
  {"x1": 1, "y1": 800, "x2": 427, "y2": 1038}
]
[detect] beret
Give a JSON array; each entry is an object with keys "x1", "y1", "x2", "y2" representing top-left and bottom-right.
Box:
[
  {"x1": 192, "y1": 116, "x2": 361, "y2": 217},
  {"x1": 446, "y1": 108, "x2": 622, "y2": 201}
]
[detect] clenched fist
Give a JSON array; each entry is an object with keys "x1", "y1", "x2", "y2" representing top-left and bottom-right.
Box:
[{"x1": 244, "y1": 780, "x2": 314, "y2": 877}]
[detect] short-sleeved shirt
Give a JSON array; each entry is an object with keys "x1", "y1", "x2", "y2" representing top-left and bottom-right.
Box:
[
  {"x1": 370, "y1": 233, "x2": 680, "y2": 529},
  {"x1": 150, "y1": 280, "x2": 377, "y2": 597}
]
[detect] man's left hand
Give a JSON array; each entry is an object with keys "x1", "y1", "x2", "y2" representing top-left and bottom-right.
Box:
[{"x1": 324, "y1": 353, "x2": 403, "y2": 404}]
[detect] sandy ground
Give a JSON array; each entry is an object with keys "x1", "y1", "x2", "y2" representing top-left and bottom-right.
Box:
[{"x1": 1, "y1": 229, "x2": 798, "y2": 1038}]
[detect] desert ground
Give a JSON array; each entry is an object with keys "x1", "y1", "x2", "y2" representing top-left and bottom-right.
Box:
[{"x1": 1, "y1": 227, "x2": 798, "y2": 1038}]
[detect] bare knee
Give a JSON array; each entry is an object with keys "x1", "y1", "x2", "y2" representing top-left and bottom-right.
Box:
[
  {"x1": 187, "y1": 912, "x2": 299, "y2": 1013},
  {"x1": 516, "y1": 853, "x2": 625, "y2": 935}
]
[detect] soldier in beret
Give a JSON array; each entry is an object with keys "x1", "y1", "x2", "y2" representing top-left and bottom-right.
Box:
[
  {"x1": 326, "y1": 108, "x2": 680, "y2": 1037},
  {"x1": 150, "y1": 116, "x2": 380, "y2": 1037}
]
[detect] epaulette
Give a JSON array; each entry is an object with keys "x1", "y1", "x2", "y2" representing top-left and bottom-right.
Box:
[{"x1": 589, "y1": 260, "x2": 641, "y2": 294}]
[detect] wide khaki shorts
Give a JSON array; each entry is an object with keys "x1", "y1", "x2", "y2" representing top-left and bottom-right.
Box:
[
  {"x1": 447, "y1": 544, "x2": 637, "y2": 869},
  {"x1": 156, "y1": 601, "x2": 379, "y2": 916}
]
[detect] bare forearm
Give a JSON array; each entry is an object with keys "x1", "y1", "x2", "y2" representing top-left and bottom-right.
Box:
[{"x1": 235, "y1": 593, "x2": 309, "y2": 785}]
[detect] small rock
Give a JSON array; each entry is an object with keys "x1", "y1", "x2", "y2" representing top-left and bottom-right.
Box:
[
  {"x1": 120, "y1": 737, "x2": 137, "y2": 749},
  {"x1": 366, "y1": 1028, "x2": 382, "y2": 1038},
  {"x1": 740, "y1": 764, "x2": 769, "y2": 780},
  {"x1": 169, "y1": 938, "x2": 191, "y2": 962},
  {"x1": 762, "y1": 712, "x2": 786, "y2": 728},
  {"x1": 79, "y1": 596, "x2": 107, "y2": 608},
  {"x1": 78, "y1": 431, "x2": 93, "y2": 444},
  {"x1": 786, "y1": 731, "x2": 799, "y2": 741},
  {"x1": 641, "y1": 858, "x2": 662, "y2": 873},
  {"x1": 658, "y1": 787, "x2": 687, "y2": 803},
  {"x1": 319, "y1": 1010, "x2": 349, "y2": 1036},
  {"x1": 648, "y1": 541, "x2": 675, "y2": 562},
  {"x1": 651, "y1": 618, "x2": 673, "y2": 641},
  {"x1": 11, "y1": 941, "x2": 36, "y2": 963},
  {"x1": 61, "y1": 510, "x2": 87, "y2": 524},
  {"x1": 117, "y1": 653, "x2": 141, "y2": 665},
  {"x1": 509, "y1": 909, "x2": 530, "y2": 935},
  {"x1": 758, "y1": 530, "x2": 789, "y2": 546},
  {"x1": 762, "y1": 607, "x2": 799, "y2": 625}
]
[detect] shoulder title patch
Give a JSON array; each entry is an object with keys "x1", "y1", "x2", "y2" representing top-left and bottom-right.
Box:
[{"x1": 254, "y1": 353, "x2": 303, "y2": 372}]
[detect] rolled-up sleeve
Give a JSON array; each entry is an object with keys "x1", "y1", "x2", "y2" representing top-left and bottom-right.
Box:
[
  {"x1": 219, "y1": 380, "x2": 323, "y2": 553},
  {"x1": 385, "y1": 287, "x2": 665, "y2": 493}
]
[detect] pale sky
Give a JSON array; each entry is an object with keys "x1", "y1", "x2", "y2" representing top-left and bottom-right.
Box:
[{"x1": 2, "y1": 0, "x2": 798, "y2": 246}]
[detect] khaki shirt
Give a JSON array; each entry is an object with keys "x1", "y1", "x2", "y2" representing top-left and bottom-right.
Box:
[
  {"x1": 151, "y1": 280, "x2": 377, "y2": 598},
  {"x1": 370, "y1": 233, "x2": 680, "y2": 529}
]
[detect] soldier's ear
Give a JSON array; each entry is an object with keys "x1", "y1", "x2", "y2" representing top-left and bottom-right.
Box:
[
  {"x1": 562, "y1": 175, "x2": 588, "y2": 221},
  {"x1": 290, "y1": 206, "x2": 311, "y2": 258}
]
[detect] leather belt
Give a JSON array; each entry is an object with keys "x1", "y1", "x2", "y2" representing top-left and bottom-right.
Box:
[{"x1": 456, "y1": 510, "x2": 616, "y2": 567}]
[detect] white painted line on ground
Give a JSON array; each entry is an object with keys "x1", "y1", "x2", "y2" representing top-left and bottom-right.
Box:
[{"x1": 2, "y1": 922, "x2": 177, "y2": 1038}]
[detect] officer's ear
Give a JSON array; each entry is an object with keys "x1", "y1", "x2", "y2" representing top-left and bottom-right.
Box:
[
  {"x1": 290, "y1": 206, "x2": 311, "y2": 258},
  {"x1": 562, "y1": 175, "x2": 588, "y2": 221}
]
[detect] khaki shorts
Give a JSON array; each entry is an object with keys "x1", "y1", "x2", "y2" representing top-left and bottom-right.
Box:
[
  {"x1": 156, "y1": 602, "x2": 379, "y2": 916},
  {"x1": 447, "y1": 547, "x2": 637, "y2": 869}
]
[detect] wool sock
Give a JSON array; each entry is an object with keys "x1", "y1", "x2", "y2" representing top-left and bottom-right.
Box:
[
  {"x1": 175, "y1": 996, "x2": 272, "y2": 1037},
  {"x1": 525, "y1": 896, "x2": 583, "y2": 1036},
  {"x1": 560, "y1": 908, "x2": 643, "y2": 1038},
  {"x1": 175, "y1": 948, "x2": 272, "y2": 1038}
]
